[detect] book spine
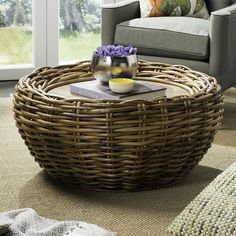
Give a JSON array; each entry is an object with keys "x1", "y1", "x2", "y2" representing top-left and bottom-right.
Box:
[{"x1": 127, "y1": 89, "x2": 166, "y2": 100}]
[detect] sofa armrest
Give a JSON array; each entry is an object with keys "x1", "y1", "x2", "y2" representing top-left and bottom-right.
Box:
[
  {"x1": 209, "y1": 4, "x2": 236, "y2": 88},
  {"x1": 101, "y1": 0, "x2": 140, "y2": 45}
]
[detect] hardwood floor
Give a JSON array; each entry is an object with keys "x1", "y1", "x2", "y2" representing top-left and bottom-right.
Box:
[{"x1": 0, "y1": 81, "x2": 18, "y2": 97}]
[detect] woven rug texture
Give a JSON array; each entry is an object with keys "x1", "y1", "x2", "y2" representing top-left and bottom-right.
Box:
[{"x1": 0, "y1": 88, "x2": 236, "y2": 236}]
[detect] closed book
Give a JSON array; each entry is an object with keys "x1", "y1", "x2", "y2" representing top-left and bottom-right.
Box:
[{"x1": 70, "y1": 80, "x2": 166, "y2": 100}]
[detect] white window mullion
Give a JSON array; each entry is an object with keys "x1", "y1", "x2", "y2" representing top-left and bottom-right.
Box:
[
  {"x1": 46, "y1": 0, "x2": 59, "y2": 67},
  {"x1": 33, "y1": 0, "x2": 47, "y2": 67}
]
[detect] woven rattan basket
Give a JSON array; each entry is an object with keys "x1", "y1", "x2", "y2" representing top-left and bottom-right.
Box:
[{"x1": 13, "y1": 60, "x2": 223, "y2": 191}]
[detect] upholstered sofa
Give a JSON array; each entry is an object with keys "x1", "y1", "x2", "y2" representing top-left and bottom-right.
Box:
[{"x1": 101, "y1": 0, "x2": 236, "y2": 91}]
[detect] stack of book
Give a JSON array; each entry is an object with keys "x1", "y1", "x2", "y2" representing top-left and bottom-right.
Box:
[{"x1": 70, "y1": 80, "x2": 166, "y2": 100}]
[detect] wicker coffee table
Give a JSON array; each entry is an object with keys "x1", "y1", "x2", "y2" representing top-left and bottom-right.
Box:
[{"x1": 13, "y1": 60, "x2": 223, "y2": 191}]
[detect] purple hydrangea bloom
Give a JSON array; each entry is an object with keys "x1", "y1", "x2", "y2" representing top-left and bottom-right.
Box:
[{"x1": 94, "y1": 45, "x2": 137, "y2": 57}]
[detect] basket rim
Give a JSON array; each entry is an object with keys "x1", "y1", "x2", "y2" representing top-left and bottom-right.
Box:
[{"x1": 15, "y1": 60, "x2": 222, "y2": 105}]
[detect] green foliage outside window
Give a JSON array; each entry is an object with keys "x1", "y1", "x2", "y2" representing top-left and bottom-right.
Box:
[
  {"x1": 0, "y1": 0, "x2": 101, "y2": 64},
  {"x1": 0, "y1": 0, "x2": 100, "y2": 32}
]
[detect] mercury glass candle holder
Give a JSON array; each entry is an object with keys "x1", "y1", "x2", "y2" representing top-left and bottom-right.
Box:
[{"x1": 91, "y1": 45, "x2": 138, "y2": 85}]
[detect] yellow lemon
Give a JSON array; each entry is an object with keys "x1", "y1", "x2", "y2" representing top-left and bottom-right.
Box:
[{"x1": 112, "y1": 67, "x2": 123, "y2": 75}]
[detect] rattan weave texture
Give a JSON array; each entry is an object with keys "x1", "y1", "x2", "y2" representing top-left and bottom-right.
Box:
[{"x1": 13, "y1": 61, "x2": 223, "y2": 191}]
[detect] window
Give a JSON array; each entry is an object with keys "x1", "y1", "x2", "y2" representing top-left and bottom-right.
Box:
[
  {"x1": 0, "y1": 0, "x2": 47, "y2": 81},
  {"x1": 0, "y1": 0, "x2": 101, "y2": 81},
  {"x1": 0, "y1": 0, "x2": 32, "y2": 65},
  {"x1": 59, "y1": 0, "x2": 101, "y2": 64}
]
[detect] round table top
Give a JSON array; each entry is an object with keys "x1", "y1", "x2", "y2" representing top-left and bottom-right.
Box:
[
  {"x1": 17, "y1": 60, "x2": 221, "y2": 103},
  {"x1": 34, "y1": 60, "x2": 220, "y2": 102},
  {"x1": 50, "y1": 78, "x2": 190, "y2": 100}
]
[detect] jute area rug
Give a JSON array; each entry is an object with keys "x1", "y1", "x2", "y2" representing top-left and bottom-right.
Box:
[{"x1": 0, "y1": 88, "x2": 236, "y2": 236}]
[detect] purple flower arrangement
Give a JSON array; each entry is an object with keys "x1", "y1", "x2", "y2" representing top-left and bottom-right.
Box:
[{"x1": 94, "y1": 45, "x2": 137, "y2": 57}]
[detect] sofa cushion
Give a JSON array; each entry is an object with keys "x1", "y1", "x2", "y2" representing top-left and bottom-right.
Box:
[
  {"x1": 167, "y1": 162, "x2": 236, "y2": 236},
  {"x1": 139, "y1": 0, "x2": 209, "y2": 19},
  {"x1": 114, "y1": 17, "x2": 209, "y2": 61}
]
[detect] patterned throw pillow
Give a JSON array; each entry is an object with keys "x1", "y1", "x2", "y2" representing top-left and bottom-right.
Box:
[{"x1": 139, "y1": 0, "x2": 209, "y2": 19}]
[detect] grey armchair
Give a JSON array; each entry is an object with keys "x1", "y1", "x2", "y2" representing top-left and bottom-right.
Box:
[{"x1": 101, "y1": 0, "x2": 236, "y2": 91}]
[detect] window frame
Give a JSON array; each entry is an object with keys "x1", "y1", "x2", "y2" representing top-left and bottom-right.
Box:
[{"x1": 0, "y1": 0, "x2": 59, "y2": 81}]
